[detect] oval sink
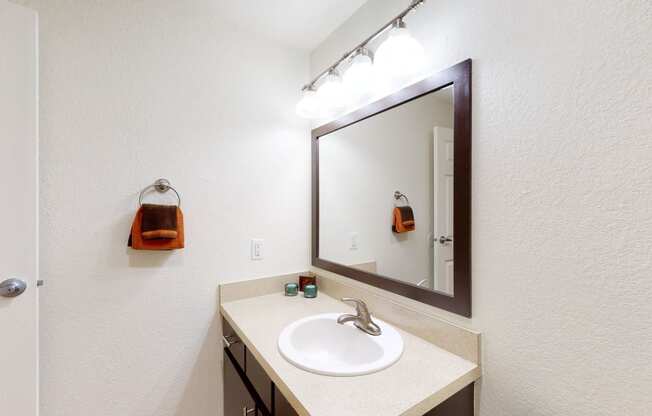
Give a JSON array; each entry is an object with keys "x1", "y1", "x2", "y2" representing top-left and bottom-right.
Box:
[{"x1": 277, "y1": 313, "x2": 403, "y2": 376}]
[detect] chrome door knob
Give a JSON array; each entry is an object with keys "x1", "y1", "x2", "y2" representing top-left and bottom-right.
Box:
[
  {"x1": 438, "y1": 236, "x2": 453, "y2": 244},
  {"x1": 0, "y1": 278, "x2": 27, "y2": 298}
]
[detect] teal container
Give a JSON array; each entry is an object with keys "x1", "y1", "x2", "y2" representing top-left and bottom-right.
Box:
[
  {"x1": 284, "y1": 283, "x2": 299, "y2": 296},
  {"x1": 303, "y1": 284, "x2": 318, "y2": 298}
]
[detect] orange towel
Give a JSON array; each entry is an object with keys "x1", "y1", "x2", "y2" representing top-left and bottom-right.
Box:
[
  {"x1": 128, "y1": 205, "x2": 185, "y2": 250},
  {"x1": 392, "y1": 206, "x2": 415, "y2": 233}
]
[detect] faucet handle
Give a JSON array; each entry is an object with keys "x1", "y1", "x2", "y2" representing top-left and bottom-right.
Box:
[{"x1": 341, "y1": 297, "x2": 370, "y2": 317}]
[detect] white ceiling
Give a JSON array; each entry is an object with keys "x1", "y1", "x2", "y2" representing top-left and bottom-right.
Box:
[{"x1": 214, "y1": 0, "x2": 368, "y2": 50}]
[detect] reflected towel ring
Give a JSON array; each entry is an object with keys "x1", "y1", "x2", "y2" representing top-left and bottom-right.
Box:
[
  {"x1": 394, "y1": 190, "x2": 409, "y2": 206},
  {"x1": 139, "y1": 178, "x2": 181, "y2": 207}
]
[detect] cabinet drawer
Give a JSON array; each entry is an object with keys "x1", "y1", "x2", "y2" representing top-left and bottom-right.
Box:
[{"x1": 222, "y1": 318, "x2": 245, "y2": 369}]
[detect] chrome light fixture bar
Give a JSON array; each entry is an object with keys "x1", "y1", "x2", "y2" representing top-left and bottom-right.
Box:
[{"x1": 301, "y1": 0, "x2": 426, "y2": 92}]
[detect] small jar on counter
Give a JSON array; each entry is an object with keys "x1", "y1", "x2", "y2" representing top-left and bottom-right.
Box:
[
  {"x1": 303, "y1": 284, "x2": 318, "y2": 298},
  {"x1": 299, "y1": 273, "x2": 316, "y2": 292},
  {"x1": 284, "y1": 282, "x2": 299, "y2": 296}
]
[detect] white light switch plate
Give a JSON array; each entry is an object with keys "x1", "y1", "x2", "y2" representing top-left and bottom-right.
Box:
[
  {"x1": 251, "y1": 239, "x2": 264, "y2": 260},
  {"x1": 349, "y1": 232, "x2": 359, "y2": 250}
]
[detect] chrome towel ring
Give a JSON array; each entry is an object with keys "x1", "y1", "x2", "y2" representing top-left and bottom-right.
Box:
[
  {"x1": 394, "y1": 190, "x2": 409, "y2": 206},
  {"x1": 139, "y1": 178, "x2": 181, "y2": 207}
]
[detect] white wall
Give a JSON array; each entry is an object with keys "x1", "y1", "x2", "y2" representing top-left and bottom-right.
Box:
[
  {"x1": 17, "y1": 1, "x2": 310, "y2": 415},
  {"x1": 319, "y1": 91, "x2": 453, "y2": 286},
  {"x1": 312, "y1": 1, "x2": 652, "y2": 415}
]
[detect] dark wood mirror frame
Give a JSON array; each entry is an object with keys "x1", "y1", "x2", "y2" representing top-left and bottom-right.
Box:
[{"x1": 311, "y1": 59, "x2": 472, "y2": 317}]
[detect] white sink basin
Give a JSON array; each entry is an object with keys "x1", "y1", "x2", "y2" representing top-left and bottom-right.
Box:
[{"x1": 277, "y1": 313, "x2": 404, "y2": 376}]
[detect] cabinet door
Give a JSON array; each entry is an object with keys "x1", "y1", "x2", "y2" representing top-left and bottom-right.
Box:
[
  {"x1": 246, "y1": 349, "x2": 273, "y2": 412},
  {"x1": 274, "y1": 387, "x2": 299, "y2": 416},
  {"x1": 224, "y1": 350, "x2": 256, "y2": 416},
  {"x1": 423, "y1": 383, "x2": 473, "y2": 416}
]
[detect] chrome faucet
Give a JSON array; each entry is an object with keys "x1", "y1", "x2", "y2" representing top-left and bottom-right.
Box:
[{"x1": 337, "y1": 298, "x2": 382, "y2": 336}]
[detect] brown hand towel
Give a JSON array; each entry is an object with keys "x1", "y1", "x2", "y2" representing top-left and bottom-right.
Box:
[
  {"x1": 128, "y1": 204, "x2": 185, "y2": 250},
  {"x1": 141, "y1": 204, "x2": 178, "y2": 240},
  {"x1": 392, "y1": 206, "x2": 415, "y2": 233}
]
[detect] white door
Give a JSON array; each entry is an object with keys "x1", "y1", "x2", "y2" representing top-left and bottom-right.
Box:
[
  {"x1": 0, "y1": 2, "x2": 39, "y2": 415},
  {"x1": 433, "y1": 127, "x2": 454, "y2": 295}
]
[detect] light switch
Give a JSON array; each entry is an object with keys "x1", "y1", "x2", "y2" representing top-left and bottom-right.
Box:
[
  {"x1": 251, "y1": 239, "x2": 264, "y2": 260},
  {"x1": 349, "y1": 232, "x2": 359, "y2": 250}
]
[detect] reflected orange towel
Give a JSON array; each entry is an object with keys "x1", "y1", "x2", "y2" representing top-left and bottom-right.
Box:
[
  {"x1": 392, "y1": 206, "x2": 415, "y2": 233},
  {"x1": 128, "y1": 205, "x2": 185, "y2": 250}
]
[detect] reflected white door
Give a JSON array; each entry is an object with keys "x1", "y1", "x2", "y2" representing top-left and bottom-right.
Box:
[
  {"x1": 433, "y1": 127, "x2": 454, "y2": 294},
  {"x1": 0, "y1": 2, "x2": 39, "y2": 415}
]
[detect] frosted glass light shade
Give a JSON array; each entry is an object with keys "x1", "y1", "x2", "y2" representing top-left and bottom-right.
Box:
[
  {"x1": 343, "y1": 53, "x2": 377, "y2": 102},
  {"x1": 295, "y1": 89, "x2": 320, "y2": 119},
  {"x1": 374, "y1": 27, "x2": 425, "y2": 79},
  {"x1": 317, "y1": 72, "x2": 346, "y2": 115}
]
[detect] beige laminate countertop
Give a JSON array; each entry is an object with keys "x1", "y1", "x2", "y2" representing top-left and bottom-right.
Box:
[{"x1": 220, "y1": 291, "x2": 480, "y2": 416}]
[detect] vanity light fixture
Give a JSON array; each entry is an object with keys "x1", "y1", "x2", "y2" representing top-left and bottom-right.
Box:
[
  {"x1": 374, "y1": 18, "x2": 426, "y2": 79},
  {"x1": 316, "y1": 69, "x2": 346, "y2": 116},
  {"x1": 296, "y1": 0, "x2": 426, "y2": 119},
  {"x1": 295, "y1": 87, "x2": 320, "y2": 119},
  {"x1": 343, "y1": 48, "x2": 377, "y2": 102}
]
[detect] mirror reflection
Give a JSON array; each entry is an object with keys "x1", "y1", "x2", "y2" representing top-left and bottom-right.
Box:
[{"x1": 319, "y1": 85, "x2": 455, "y2": 295}]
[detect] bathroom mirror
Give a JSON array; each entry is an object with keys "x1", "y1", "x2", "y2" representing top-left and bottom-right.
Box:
[{"x1": 312, "y1": 60, "x2": 471, "y2": 317}]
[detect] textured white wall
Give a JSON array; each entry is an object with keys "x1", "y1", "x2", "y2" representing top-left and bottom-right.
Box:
[
  {"x1": 312, "y1": 1, "x2": 652, "y2": 415},
  {"x1": 17, "y1": 1, "x2": 310, "y2": 415},
  {"x1": 319, "y1": 92, "x2": 453, "y2": 287}
]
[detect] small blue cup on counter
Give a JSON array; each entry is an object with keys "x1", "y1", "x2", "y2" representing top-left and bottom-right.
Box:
[
  {"x1": 284, "y1": 283, "x2": 299, "y2": 296},
  {"x1": 303, "y1": 284, "x2": 318, "y2": 298}
]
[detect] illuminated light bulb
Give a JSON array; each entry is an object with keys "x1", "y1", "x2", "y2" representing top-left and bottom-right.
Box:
[
  {"x1": 374, "y1": 22, "x2": 425, "y2": 80},
  {"x1": 295, "y1": 88, "x2": 320, "y2": 119},
  {"x1": 343, "y1": 49, "x2": 377, "y2": 103},
  {"x1": 316, "y1": 71, "x2": 346, "y2": 116}
]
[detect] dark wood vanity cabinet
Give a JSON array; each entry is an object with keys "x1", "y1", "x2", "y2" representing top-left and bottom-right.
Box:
[
  {"x1": 223, "y1": 318, "x2": 472, "y2": 416},
  {"x1": 223, "y1": 349, "x2": 256, "y2": 416},
  {"x1": 423, "y1": 383, "x2": 474, "y2": 416},
  {"x1": 223, "y1": 319, "x2": 298, "y2": 416}
]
